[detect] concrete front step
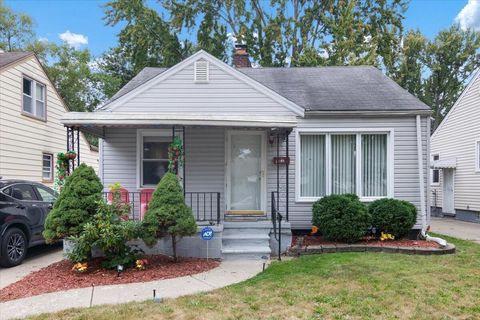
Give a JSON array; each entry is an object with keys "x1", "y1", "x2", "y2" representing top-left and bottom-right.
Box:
[
  {"x1": 222, "y1": 221, "x2": 273, "y2": 260},
  {"x1": 223, "y1": 221, "x2": 273, "y2": 229},
  {"x1": 222, "y1": 245, "x2": 271, "y2": 260},
  {"x1": 222, "y1": 234, "x2": 270, "y2": 247}
]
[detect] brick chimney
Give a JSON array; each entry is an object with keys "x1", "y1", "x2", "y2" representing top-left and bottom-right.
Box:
[{"x1": 233, "y1": 43, "x2": 251, "y2": 68}]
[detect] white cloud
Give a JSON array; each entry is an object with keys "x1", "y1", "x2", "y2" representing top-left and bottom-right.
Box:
[
  {"x1": 38, "y1": 37, "x2": 49, "y2": 43},
  {"x1": 59, "y1": 30, "x2": 88, "y2": 48},
  {"x1": 455, "y1": 0, "x2": 480, "y2": 31}
]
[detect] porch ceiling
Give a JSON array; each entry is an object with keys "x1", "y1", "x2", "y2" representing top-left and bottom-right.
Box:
[{"x1": 61, "y1": 112, "x2": 298, "y2": 135}]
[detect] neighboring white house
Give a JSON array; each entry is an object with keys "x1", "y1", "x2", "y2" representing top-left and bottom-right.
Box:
[
  {"x1": 430, "y1": 70, "x2": 480, "y2": 223},
  {"x1": 0, "y1": 52, "x2": 98, "y2": 187},
  {"x1": 60, "y1": 48, "x2": 432, "y2": 259}
]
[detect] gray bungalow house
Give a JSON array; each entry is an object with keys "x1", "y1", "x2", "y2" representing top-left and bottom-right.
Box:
[{"x1": 61, "y1": 48, "x2": 432, "y2": 259}]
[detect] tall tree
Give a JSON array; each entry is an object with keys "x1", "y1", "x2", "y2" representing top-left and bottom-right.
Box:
[
  {"x1": 0, "y1": 0, "x2": 35, "y2": 51},
  {"x1": 102, "y1": 0, "x2": 186, "y2": 88},
  {"x1": 46, "y1": 44, "x2": 104, "y2": 112},
  {"x1": 423, "y1": 26, "x2": 480, "y2": 131},
  {"x1": 391, "y1": 29, "x2": 426, "y2": 98},
  {"x1": 163, "y1": 0, "x2": 406, "y2": 69}
]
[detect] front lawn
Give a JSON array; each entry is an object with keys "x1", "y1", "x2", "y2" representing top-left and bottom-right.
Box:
[{"x1": 31, "y1": 235, "x2": 480, "y2": 320}]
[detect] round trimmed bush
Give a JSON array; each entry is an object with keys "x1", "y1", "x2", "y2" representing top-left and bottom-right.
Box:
[
  {"x1": 369, "y1": 198, "x2": 417, "y2": 238},
  {"x1": 312, "y1": 194, "x2": 371, "y2": 243}
]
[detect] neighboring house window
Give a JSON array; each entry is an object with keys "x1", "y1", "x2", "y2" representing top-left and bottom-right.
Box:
[
  {"x1": 476, "y1": 141, "x2": 480, "y2": 172},
  {"x1": 431, "y1": 154, "x2": 440, "y2": 184},
  {"x1": 138, "y1": 131, "x2": 171, "y2": 187},
  {"x1": 22, "y1": 77, "x2": 46, "y2": 119},
  {"x1": 298, "y1": 131, "x2": 391, "y2": 201},
  {"x1": 42, "y1": 153, "x2": 53, "y2": 181}
]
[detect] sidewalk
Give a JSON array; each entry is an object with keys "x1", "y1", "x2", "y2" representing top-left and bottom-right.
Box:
[
  {"x1": 430, "y1": 217, "x2": 480, "y2": 244},
  {"x1": 0, "y1": 260, "x2": 265, "y2": 320}
]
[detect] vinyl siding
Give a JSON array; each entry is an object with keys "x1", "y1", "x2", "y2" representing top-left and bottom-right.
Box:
[
  {"x1": 431, "y1": 71, "x2": 480, "y2": 212},
  {"x1": 0, "y1": 56, "x2": 98, "y2": 187},
  {"x1": 101, "y1": 115, "x2": 429, "y2": 230},
  {"x1": 113, "y1": 61, "x2": 296, "y2": 117}
]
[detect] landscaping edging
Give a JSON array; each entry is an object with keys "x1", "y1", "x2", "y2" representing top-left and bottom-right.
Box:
[{"x1": 288, "y1": 243, "x2": 456, "y2": 256}]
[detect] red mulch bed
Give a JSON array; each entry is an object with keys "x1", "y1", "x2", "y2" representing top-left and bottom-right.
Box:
[
  {"x1": 0, "y1": 255, "x2": 219, "y2": 302},
  {"x1": 292, "y1": 235, "x2": 441, "y2": 248}
]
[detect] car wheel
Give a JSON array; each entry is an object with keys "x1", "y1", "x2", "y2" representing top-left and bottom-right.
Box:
[{"x1": 0, "y1": 228, "x2": 28, "y2": 267}]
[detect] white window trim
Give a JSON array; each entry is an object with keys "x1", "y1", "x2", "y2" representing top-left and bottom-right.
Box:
[
  {"x1": 136, "y1": 129, "x2": 182, "y2": 189},
  {"x1": 295, "y1": 128, "x2": 394, "y2": 203},
  {"x1": 431, "y1": 153, "x2": 441, "y2": 185},
  {"x1": 475, "y1": 140, "x2": 480, "y2": 173},
  {"x1": 22, "y1": 76, "x2": 46, "y2": 120},
  {"x1": 42, "y1": 153, "x2": 53, "y2": 181}
]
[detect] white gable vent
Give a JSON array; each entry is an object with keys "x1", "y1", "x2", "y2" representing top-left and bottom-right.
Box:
[{"x1": 194, "y1": 60, "x2": 209, "y2": 82}]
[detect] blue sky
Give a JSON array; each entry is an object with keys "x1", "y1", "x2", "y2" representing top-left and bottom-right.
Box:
[{"x1": 5, "y1": 0, "x2": 479, "y2": 57}]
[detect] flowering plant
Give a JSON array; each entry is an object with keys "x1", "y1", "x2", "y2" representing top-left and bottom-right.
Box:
[
  {"x1": 380, "y1": 232, "x2": 395, "y2": 241},
  {"x1": 72, "y1": 262, "x2": 88, "y2": 273},
  {"x1": 135, "y1": 259, "x2": 148, "y2": 270}
]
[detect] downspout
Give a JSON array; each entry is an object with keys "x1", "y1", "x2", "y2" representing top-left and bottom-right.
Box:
[{"x1": 416, "y1": 115, "x2": 447, "y2": 247}]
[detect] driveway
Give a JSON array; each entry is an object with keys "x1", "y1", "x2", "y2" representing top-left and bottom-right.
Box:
[
  {"x1": 430, "y1": 217, "x2": 480, "y2": 244},
  {"x1": 0, "y1": 242, "x2": 63, "y2": 290}
]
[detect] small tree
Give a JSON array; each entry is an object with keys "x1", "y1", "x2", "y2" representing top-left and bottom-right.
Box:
[
  {"x1": 43, "y1": 164, "x2": 103, "y2": 243},
  {"x1": 142, "y1": 172, "x2": 196, "y2": 261}
]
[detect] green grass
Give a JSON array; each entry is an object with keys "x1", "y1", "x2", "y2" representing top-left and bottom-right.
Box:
[{"x1": 30, "y1": 234, "x2": 480, "y2": 320}]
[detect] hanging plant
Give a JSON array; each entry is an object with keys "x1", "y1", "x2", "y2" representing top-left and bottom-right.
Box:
[
  {"x1": 53, "y1": 152, "x2": 70, "y2": 193},
  {"x1": 168, "y1": 136, "x2": 184, "y2": 173},
  {"x1": 67, "y1": 150, "x2": 77, "y2": 160}
]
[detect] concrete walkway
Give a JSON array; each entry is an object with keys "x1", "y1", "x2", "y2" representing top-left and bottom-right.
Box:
[
  {"x1": 0, "y1": 260, "x2": 265, "y2": 320},
  {"x1": 430, "y1": 217, "x2": 480, "y2": 244},
  {"x1": 0, "y1": 243, "x2": 63, "y2": 290}
]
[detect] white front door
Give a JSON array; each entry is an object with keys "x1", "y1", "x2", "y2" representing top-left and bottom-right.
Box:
[
  {"x1": 226, "y1": 131, "x2": 266, "y2": 213},
  {"x1": 443, "y1": 168, "x2": 455, "y2": 214}
]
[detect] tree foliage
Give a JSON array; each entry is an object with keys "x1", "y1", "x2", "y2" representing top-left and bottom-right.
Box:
[
  {"x1": 142, "y1": 172, "x2": 197, "y2": 261},
  {"x1": 163, "y1": 0, "x2": 406, "y2": 69},
  {"x1": 423, "y1": 26, "x2": 480, "y2": 131},
  {"x1": 43, "y1": 164, "x2": 103, "y2": 243},
  {"x1": 0, "y1": 1, "x2": 35, "y2": 51}
]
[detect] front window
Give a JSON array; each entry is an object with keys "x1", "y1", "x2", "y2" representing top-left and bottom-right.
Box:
[
  {"x1": 141, "y1": 135, "x2": 170, "y2": 186},
  {"x1": 22, "y1": 77, "x2": 46, "y2": 120},
  {"x1": 300, "y1": 135, "x2": 326, "y2": 197},
  {"x1": 298, "y1": 131, "x2": 390, "y2": 200},
  {"x1": 362, "y1": 134, "x2": 387, "y2": 197},
  {"x1": 42, "y1": 153, "x2": 53, "y2": 181}
]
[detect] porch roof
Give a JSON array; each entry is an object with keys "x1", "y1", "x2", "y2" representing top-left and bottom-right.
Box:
[
  {"x1": 431, "y1": 158, "x2": 457, "y2": 169},
  {"x1": 61, "y1": 112, "x2": 297, "y2": 135}
]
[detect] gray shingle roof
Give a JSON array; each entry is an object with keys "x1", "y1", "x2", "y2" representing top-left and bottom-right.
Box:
[
  {"x1": 102, "y1": 65, "x2": 430, "y2": 112},
  {"x1": 240, "y1": 66, "x2": 430, "y2": 111},
  {"x1": 0, "y1": 52, "x2": 34, "y2": 69}
]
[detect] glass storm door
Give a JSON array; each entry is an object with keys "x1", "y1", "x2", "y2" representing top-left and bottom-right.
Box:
[{"x1": 227, "y1": 132, "x2": 265, "y2": 212}]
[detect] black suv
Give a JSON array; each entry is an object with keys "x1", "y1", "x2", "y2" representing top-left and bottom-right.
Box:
[{"x1": 0, "y1": 180, "x2": 57, "y2": 267}]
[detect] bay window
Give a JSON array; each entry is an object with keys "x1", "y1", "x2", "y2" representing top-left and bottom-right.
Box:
[
  {"x1": 22, "y1": 76, "x2": 46, "y2": 120},
  {"x1": 297, "y1": 130, "x2": 392, "y2": 201}
]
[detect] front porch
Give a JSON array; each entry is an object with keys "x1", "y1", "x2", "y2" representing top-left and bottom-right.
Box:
[
  {"x1": 63, "y1": 122, "x2": 294, "y2": 259},
  {"x1": 65, "y1": 124, "x2": 293, "y2": 225}
]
